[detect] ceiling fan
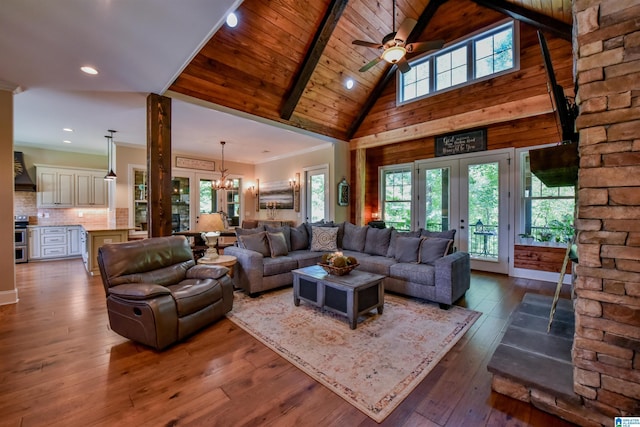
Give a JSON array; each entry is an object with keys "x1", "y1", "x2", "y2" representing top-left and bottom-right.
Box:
[{"x1": 352, "y1": 0, "x2": 444, "y2": 73}]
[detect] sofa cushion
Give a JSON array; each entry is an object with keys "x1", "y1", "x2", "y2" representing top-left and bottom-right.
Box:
[
  {"x1": 421, "y1": 229, "x2": 456, "y2": 240},
  {"x1": 342, "y1": 222, "x2": 368, "y2": 252},
  {"x1": 419, "y1": 237, "x2": 453, "y2": 264},
  {"x1": 237, "y1": 231, "x2": 271, "y2": 257},
  {"x1": 310, "y1": 226, "x2": 339, "y2": 252},
  {"x1": 166, "y1": 278, "x2": 222, "y2": 316},
  {"x1": 387, "y1": 229, "x2": 421, "y2": 258},
  {"x1": 266, "y1": 225, "x2": 291, "y2": 251},
  {"x1": 364, "y1": 227, "x2": 391, "y2": 256},
  {"x1": 389, "y1": 263, "x2": 435, "y2": 287},
  {"x1": 356, "y1": 255, "x2": 396, "y2": 276},
  {"x1": 266, "y1": 231, "x2": 289, "y2": 257},
  {"x1": 235, "y1": 226, "x2": 265, "y2": 246},
  {"x1": 288, "y1": 250, "x2": 323, "y2": 268},
  {"x1": 290, "y1": 223, "x2": 309, "y2": 251},
  {"x1": 263, "y1": 256, "x2": 298, "y2": 276},
  {"x1": 394, "y1": 236, "x2": 422, "y2": 263}
]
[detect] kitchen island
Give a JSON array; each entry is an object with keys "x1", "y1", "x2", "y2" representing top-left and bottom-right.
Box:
[{"x1": 81, "y1": 227, "x2": 129, "y2": 276}]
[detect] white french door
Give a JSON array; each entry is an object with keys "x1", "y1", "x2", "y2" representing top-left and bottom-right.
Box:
[{"x1": 416, "y1": 150, "x2": 512, "y2": 274}]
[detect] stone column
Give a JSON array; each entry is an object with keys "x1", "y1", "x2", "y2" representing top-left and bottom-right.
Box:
[{"x1": 573, "y1": 0, "x2": 640, "y2": 421}]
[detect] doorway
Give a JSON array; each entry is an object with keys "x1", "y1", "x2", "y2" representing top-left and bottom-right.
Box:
[{"x1": 416, "y1": 150, "x2": 512, "y2": 273}]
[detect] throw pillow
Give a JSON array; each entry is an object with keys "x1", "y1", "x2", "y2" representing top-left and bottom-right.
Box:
[
  {"x1": 266, "y1": 225, "x2": 291, "y2": 251},
  {"x1": 237, "y1": 231, "x2": 271, "y2": 257},
  {"x1": 394, "y1": 236, "x2": 422, "y2": 263},
  {"x1": 386, "y1": 229, "x2": 421, "y2": 258},
  {"x1": 290, "y1": 223, "x2": 309, "y2": 251},
  {"x1": 419, "y1": 237, "x2": 453, "y2": 264},
  {"x1": 266, "y1": 231, "x2": 289, "y2": 257},
  {"x1": 310, "y1": 226, "x2": 338, "y2": 252},
  {"x1": 364, "y1": 227, "x2": 392, "y2": 256},
  {"x1": 235, "y1": 225, "x2": 265, "y2": 249},
  {"x1": 342, "y1": 222, "x2": 368, "y2": 252},
  {"x1": 420, "y1": 229, "x2": 456, "y2": 240}
]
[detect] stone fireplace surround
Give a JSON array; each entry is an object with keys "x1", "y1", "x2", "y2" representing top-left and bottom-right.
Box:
[{"x1": 490, "y1": 1, "x2": 640, "y2": 426}]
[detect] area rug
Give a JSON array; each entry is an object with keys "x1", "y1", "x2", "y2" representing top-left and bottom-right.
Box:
[{"x1": 226, "y1": 288, "x2": 481, "y2": 422}]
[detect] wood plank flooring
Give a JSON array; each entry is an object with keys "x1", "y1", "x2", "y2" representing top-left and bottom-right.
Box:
[{"x1": 1, "y1": 259, "x2": 577, "y2": 426}]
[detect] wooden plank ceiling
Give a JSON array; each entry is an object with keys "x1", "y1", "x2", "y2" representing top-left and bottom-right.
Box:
[{"x1": 169, "y1": 0, "x2": 572, "y2": 144}]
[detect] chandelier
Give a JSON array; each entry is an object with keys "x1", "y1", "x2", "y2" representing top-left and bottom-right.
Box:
[{"x1": 212, "y1": 141, "x2": 234, "y2": 191}]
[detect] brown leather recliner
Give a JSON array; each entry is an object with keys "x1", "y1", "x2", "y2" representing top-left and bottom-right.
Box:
[{"x1": 97, "y1": 235, "x2": 233, "y2": 350}]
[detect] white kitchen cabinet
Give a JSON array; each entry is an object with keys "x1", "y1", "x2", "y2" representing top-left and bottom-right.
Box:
[
  {"x1": 35, "y1": 165, "x2": 108, "y2": 208},
  {"x1": 28, "y1": 227, "x2": 41, "y2": 260},
  {"x1": 28, "y1": 226, "x2": 83, "y2": 260},
  {"x1": 67, "y1": 226, "x2": 82, "y2": 256},
  {"x1": 76, "y1": 172, "x2": 108, "y2": 207},
  {"x1": 36, "y1": 167, "x2": 75, "y2": 208}
]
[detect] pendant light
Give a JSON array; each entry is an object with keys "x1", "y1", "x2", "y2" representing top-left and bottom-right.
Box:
[
  {"x1": 212, "y1": 141, "x2": 234, "y2": 190},
  {"x1": 104, "y1": 129, "x2": 117, "y2": 181}
]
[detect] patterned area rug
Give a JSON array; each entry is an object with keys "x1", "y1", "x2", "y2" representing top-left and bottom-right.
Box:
[{"x1": 226, "y1": 288, "x2": 481, "y2": 422}]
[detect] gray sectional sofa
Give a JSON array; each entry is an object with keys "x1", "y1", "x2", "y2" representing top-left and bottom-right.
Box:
[{"x1": 224, "y1": 221, "x2": 470, "y2": 308}]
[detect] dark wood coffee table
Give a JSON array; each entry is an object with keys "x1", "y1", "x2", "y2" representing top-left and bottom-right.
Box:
[{"x1": 292, "y1": 265, "x2": 385, "y2": 329}]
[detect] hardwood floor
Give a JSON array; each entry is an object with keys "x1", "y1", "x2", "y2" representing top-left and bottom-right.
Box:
[{"x1": 1, "y1": 259, "x2": 577, "y2": 426}]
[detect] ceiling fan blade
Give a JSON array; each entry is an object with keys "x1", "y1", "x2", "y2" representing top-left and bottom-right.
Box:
[
  {"x1": 394, "y1": 18, "x2": 417, "y2": 43},
  {"x1": 359, "y1": 57, "x2": 383, "y2": 72},
  {"x1": 352, "y1": 40, "x2": 383, "y2": 49},
  {"x1": 406, "y1": 40, "x2": 445, "y2": 54},
  {"x1": 396, "y1": 57, "x2": 411, "y2": 73}
]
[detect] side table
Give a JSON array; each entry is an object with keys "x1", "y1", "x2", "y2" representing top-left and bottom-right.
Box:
[{"x1": 197, "y1": 254, "x2": 237, "y2": 278}]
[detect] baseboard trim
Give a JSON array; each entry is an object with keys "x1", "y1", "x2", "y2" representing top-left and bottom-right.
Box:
[
  {"x1": 512, "y1": 268, "x2": 572, "y2": 285},
  {"x1": 0, "y1": 289, "x2": 19, "y2": 306}
]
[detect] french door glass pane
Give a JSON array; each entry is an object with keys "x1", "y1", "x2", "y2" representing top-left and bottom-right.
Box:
[
  {"x1": 468, "y1": 162, "x2": 499, "y2": 260},
  {"x1": 199, "y1": 179, "x2": 216, "y2": 213},
  {"x1": 424, "y1": 167, "x2": 450, "y2": 231},
  {"x1": 310, "y1": 174, "x2": 325, "y2": 223}
]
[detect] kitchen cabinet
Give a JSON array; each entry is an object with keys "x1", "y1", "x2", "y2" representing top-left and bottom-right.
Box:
[
  {"x1": 35, "y1": 165, "x2": 108, "y2": 208},
  {"x1": 27, "y1": 225, "x2": 82, "y2": 260},
  {"x1": 82, "y1": 228, "x2": 129, "y2": 275},
  {"x1": 76, "y1": 172, "x2": 108, "y2": 207},
  {"x1": 36, "y1": 167, "x2": 75, "y2": 207}
]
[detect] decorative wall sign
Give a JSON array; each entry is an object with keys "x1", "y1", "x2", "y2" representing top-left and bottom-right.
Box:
[
  {"x1": 175, "y1": 156, "x2": 215, "y2": 171},
  {"x1": 259, "y1": 180, "x2": 294, "y2": 210},
  {"x1": 435, "y1": 129, "x2": 487, "y2": 157},
  {"x1": 338, "y1": 178, "x2": 350, "y2": 206}
]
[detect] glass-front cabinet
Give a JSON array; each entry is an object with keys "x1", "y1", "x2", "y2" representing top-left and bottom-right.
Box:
[{"x1": 131, "y1": 166, "x2": 242, "y2": 231}]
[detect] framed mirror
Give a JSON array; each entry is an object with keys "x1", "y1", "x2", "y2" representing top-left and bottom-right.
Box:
[{"x1": 338, "y1": 178, "x2": 349, "y2": 206}]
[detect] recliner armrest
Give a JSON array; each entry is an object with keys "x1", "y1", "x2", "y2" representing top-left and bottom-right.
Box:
[
  {"x1": 109, "y1": 283, "x2": 171, "y2": 300},
  {"x1": 186, "y1": 264, "x2": 229, "y2": 280}
]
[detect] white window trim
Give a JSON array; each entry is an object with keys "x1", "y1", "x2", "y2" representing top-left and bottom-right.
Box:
[
  {"x1": 397, "y1": 18, "x2": 520, "y2": 106},
  {"x1": 379, "y1": 162, "x2": 415, "y2": 230}
]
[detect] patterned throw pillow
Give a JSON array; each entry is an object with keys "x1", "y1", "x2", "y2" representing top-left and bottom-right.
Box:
[
  {"x1": 266, "y1": 231, "x2": 289, "y2": 257},
  {"x1": 310, "y1": 226, "x2": 338, "y2": 252}
]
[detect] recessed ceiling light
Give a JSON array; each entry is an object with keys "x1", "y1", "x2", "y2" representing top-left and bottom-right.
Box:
[
  {"x1": 63, "y1": 128, "x2": 74, "y2": 132},
  {"x1": 81, "y1": 66, "x2": 98, "y2": 75},
  {"x1": 63, "y1": 140, "x2": 72, "y2": 144},
  {"x1": 345, "y1": 79, "x2": 354, "y2": 90},
  {"x1": 226, "y1": 12, "x2": 238, "y2": 28}
]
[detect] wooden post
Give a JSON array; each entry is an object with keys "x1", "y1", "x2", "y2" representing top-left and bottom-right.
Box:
[
  {"x1": 354, "y1": 148, "x2": 366, "y2": 226},
  {"x1": 146, "y1": 93, "x2": 172, "y2": 237}
]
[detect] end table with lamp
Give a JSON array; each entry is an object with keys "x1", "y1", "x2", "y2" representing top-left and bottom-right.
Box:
[{"x1": 194, "y1": 212, "x2": 237, "y2": 277}]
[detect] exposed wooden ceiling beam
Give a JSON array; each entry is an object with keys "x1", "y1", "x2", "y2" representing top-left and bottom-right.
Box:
[
  {"x1": 280, "y1": 0, "x2": 350, "y2": 120},
  {"x1": 472, "y1": 0, "x2": 571, "y2": 41},
  {"x1": 346, "y1": 0, "x2": 448, "y2": 140}
]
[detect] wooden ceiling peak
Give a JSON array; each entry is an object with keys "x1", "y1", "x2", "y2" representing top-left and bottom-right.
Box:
[{"x1": 169, "y1": 0, "x2": 574, "y2": 145}]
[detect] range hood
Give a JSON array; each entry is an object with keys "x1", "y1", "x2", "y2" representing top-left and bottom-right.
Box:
[{"x1": 14, "y1": 151, "x2": 36, "y2": 192}]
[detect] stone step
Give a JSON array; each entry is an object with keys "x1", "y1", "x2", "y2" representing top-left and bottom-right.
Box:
[{"x1": 487, "y1": 292, "x2": 579, "y2": 405}]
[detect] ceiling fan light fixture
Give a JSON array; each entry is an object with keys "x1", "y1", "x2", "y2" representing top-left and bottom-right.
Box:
[{"x1": 381, "y1": 46, "x2": 406, "y2": 63}]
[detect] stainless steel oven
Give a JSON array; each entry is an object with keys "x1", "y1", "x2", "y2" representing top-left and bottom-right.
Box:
[{"x1": 15, "y1": 215, "x2": 28, "y2": 264}]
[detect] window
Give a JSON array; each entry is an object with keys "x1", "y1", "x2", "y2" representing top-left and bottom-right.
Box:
[
  {"x1": 399, "y1": 20, "x2": 516, "y2": 103},
  {"x1": 381, "y1": 165, "x2": 413, "y2": 230},
  {"x1": 305, "y1": 166, "x2": 329, "y2": 223},
  {"x1": 521, "y1": 151, "x2": 575, "y2": 244}
]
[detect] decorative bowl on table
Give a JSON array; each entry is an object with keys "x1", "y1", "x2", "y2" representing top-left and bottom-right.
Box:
[{"x1": 318, "y1": 252, "x2": 358, "y2": 276}]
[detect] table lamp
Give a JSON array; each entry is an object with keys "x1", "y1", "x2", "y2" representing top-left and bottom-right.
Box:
[{"x1": 196, "y1": 213, "x2": 225, "y2": 261}]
